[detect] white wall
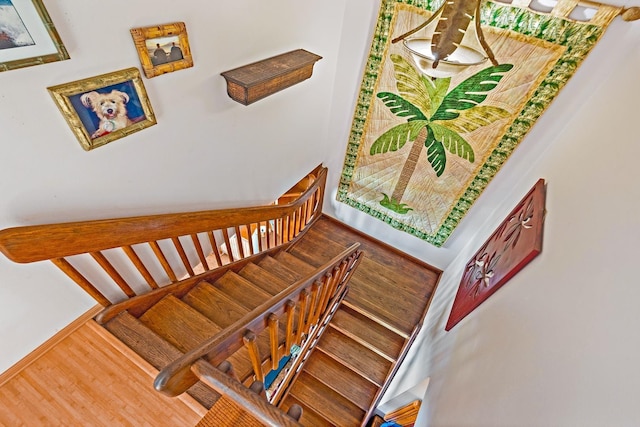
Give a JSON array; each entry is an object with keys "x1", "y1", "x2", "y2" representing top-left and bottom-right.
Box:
[
  {"x1": 0, "y1": 0, "x2": 349, "y2": 373},
  {"x1": 380, "y1": 13, "x2": 640, "y2": 427},
  {"x1": 4, "y1": 2, "x2": 640, "y2": 425}
]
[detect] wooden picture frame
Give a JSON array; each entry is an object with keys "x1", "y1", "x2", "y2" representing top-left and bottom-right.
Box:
[
  {"x1": 130, "y1": 22, "x2": 193, "y2": 78},
  {"x1": 47, "y1": 67, "x2": 156, "y2": 151},
  {"x1": 0, "y1": 0, "x2": 69, "y2": 72},
  {"x1": 445, "y1": 179, "x2": 547, "y2": 330}
]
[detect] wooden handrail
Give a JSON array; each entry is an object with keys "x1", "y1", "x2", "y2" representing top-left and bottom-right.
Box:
[
  {"x1": 0, "y1": 165, "x2": 327, "y2": 306},
  {"x1": 154, "y1": 244, "x2": 361, "y2": 397},
  {"x1": 0, "y1": 166, "x2": 326, "y2": 263}
]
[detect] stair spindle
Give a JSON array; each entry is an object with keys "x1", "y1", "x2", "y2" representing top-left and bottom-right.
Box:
[
  {"x1": 284, "y1": 300, "x2": 296, "y2": 353},
  {"x1": 51, "y1": 258, "x2": 110, "y2": 306},
  {"x1": 149, "y1": 241, "x2": 178, "y2": 283},
  {"x1": 327, "y1": 263, "x2": 345, "y2": 301},
  {"x1": 306, "y1": 281, "x2": 320, "y2": 333},
  {"x1": 318, "y1": 272, "x2": 333, "y2": 315},
  {"x1": 264, "y1": 221, "x2": 272, "y2": 250},
  {"x1": 243, "y1": 331, "x2": 264, "y2": 383},
  {"x1": 171, "y1": 237, "x2": 195, "y2": 277},
  {"x1": 206, "y1": 231, "x2": 224, "y2": 267},
  {"x1": 122, "y1": 245, "x2": 158, "y2": 290},
  {"x1": 221, "y1": 228, "x2": 235, "y2": 263},
  {"x1": 190, "y1": 233, "x2": 210, "y2": 270},
  {"x1": 309, "y1": 280, "x2": 324, "y2": 327},
  {"x1": 234, "y1": 226, "x2": 245, "y2": 258},
  {"x1": 268, "y1": 313, "x2": 279, "y2": 370},
  {"x1": 299, "y1": 203, "x2": 307, "y2": 230},
  {"x1": 295, "y1": 289, "x2": 309, "y2": 345},
  {"x1": 245, "y1": 224, "x2": 256, "y2": 255},
  {"x1": 90, "y1": 251, "x2": 136, "y2": 298}
]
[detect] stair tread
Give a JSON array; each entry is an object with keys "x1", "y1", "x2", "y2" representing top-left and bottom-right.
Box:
[
  {"x1": 139, "y1": 295, "x2": 221, "y2": 353},
  {"x1": 303, "y1": 350, "x2": 379, "y2": 411},
  {"x1": 330, "y1": 305, "x2": 405, "y2": 360},
  {"x1": 289, "y1": 233, "x2": 348, "y2": 267},
  {"x1": 309, "y1": 217, "x2": 441, "y2": 283},
  {"x1": 258, "y1": 255, "x2": 305, "y2": 283},
  {"x1": 181, "y1": 280, "x2": 279, "y2": 383},
  {"x1": 238, "y1": 262, "x2": 292, "y2": 295},
  {"x1": 288, "y1": 371, "x2": 364, "y2": 426},
  {"x1": 183, "y1": 281, "x2": 249, "y2": 328},
  {"x1": 215, "y1": 271, "x2": 273, "y2": 310},
  {"x1": 317, "y1": 328, "x2": 392, "y2": 387},
  {"x1": 104, "y1": 311, "x2": 219, "y2": 409},
  {"x1": 281, "y1": 396, "x2": 335, "y2": 427},
  {"x1": 354, "y1": 255, "x2": 436, "y2": 303},
  {"x1": 275, "y1": 251, "x2": 317, "y2": 276},
  {"x1": 344, "y1": 275, "x2": 417, "y2": 336}
]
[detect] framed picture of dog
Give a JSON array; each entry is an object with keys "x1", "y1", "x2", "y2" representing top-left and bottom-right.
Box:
[
  {"x1": 47, "y1": 67, "x2": 157, "y2": 151},
  {"x1": 130, "y1": 21, "x2": 193, "y2": 78},
  {"x1": 0, "y1": 0, "x2": 69, "y2": 72}
]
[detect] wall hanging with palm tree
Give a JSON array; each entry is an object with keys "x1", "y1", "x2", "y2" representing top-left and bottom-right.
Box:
[{"x1": 337, "y1": 0, "x2": 623, "y2": 247}]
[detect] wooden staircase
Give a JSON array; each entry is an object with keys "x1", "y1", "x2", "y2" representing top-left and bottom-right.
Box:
[
  {"x1": 98, "y1": 216, "x2": 440, "y2": 426},
  {"x1": 101, "y1": 247, "x2": 337, "y2": 410},
  {"x1": 0, "y1": 165, "x2": 442, "y2": 426},
  {"x1": 275, "y1": 217, "x2": 440, "y2": 426}
]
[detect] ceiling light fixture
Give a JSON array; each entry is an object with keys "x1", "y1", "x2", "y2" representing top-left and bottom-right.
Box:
[{"x1": 392, "y1": 1, "x2": 640, "y2": 79}]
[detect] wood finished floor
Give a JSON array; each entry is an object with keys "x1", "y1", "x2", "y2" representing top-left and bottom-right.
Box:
[{"x1": 0, "y1": 321, "x2": 204, "y2": 427}]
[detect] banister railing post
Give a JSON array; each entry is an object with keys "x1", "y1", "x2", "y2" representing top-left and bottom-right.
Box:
[
  {"x1": 268, "y1": 313, "x2": 279, "y2": 370},
  {"x1": 243, "y1": 331, "x2": 264, "y2": 383},
  {"x1": 192, "y1": 360, "x2": 303, "y2": 427}
]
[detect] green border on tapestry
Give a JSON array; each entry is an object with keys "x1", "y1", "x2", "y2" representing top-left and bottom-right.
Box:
[{"x1": 337, "y1": 0, "x2": 604, "y2": 247}]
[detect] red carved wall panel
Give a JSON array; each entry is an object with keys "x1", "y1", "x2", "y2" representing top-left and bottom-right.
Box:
[{"x1": 445, "y1": 179, "x2": 546, "y2": 331}]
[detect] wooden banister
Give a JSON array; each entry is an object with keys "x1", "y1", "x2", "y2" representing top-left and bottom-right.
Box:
[
  {"x1": 0, "y1": 165, "x2": 327, "y2": 306},
  {"x1": 0, "y1": 166, "x2": 326, "y2": 264},
  {"x1": 154, "y1": 244, "x2": 361, "y2": 397}
]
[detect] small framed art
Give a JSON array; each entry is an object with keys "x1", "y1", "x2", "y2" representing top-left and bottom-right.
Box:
[
  {"x1": 0, "y1": 0, "x2": 69, "y2": 72},
  {"x1": 130, "y1": 21, "x2": 193, "y2": 78},
  {"x1": 47, "y1": 67, "x2": 156, "y2": 151}
]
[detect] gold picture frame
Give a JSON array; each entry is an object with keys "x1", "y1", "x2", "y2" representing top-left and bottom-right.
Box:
[
  {"x1": 0, "y1": 0, "x2": 69, "y2": 72},
  {"x1": 47, "y1": 67, "x2": 157, "y2": 151},
  {"x1": 130, "y1": 21, "x2": 193, "y2": 78}
]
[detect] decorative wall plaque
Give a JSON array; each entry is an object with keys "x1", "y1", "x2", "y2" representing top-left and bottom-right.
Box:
[{"x1": 445, "y1": 179, "x2": 546, "y2": 330}]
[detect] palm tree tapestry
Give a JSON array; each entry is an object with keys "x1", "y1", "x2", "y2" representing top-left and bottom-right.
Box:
[{"x1": 337, "y1": 0, "x2": 621, "y2": 246}]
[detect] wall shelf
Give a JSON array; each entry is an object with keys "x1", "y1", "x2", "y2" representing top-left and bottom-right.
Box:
[{"x1": 221, "y1": 49, "x2": 322, "y2": 105}]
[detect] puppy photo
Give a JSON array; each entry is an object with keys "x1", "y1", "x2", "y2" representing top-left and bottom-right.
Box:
[{"x1": 80, "y1": 90, "x2": 133, "y2": 139}]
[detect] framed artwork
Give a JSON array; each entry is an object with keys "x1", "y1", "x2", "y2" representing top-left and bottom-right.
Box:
[
  {"x1": 0, "y1": 0, "x2": 69, "y2": 72},
  {"x1": 337, "y1": 0, "x2": 620, "y2": 247},
  {"x1": 130, "y1": 21, "x2": 193, "y2": 78},
  {"x1": 47, "y1": 67, "x2": 157, "y2": 151},
  {"x1": 445, "y1": 179, "x2": 546, "y2": 330}
]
